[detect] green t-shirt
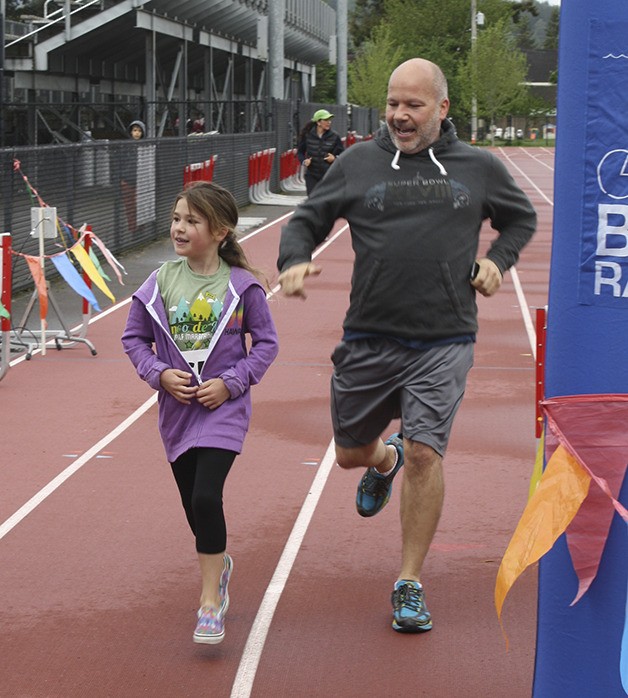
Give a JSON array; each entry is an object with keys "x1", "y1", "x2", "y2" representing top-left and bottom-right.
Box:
[{"x1": 157, "y1": 258, "x2": 230, "y2": 376}]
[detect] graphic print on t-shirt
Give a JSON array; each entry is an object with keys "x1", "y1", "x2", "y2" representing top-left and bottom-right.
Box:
[{"x1": 168, "y1": 291, "x2": 223, "y2": 375}]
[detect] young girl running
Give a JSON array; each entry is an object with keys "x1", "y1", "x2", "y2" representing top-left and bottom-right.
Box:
[{"x1": 122, "y1": 181, "x2": 279, "y2": 644}]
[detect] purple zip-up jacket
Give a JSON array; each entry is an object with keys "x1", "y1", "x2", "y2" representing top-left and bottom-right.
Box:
[{"x1": 121, "y1": 265, "x2": 279, "y2": 462}]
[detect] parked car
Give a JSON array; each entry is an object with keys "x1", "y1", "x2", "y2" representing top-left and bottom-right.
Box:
[
  {"x1": 516, "y1": 128, "x2": 524, "y2": 139},
  {"x1": 494, "y1": 127, "x2": 503, "y2": 138}
]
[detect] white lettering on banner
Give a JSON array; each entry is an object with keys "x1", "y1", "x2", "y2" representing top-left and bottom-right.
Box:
[
  {"x1": 597, "y1": 203, "x2": 628, "y2": 256},
  {"x1": 593, "y1": 261, "x2": 628, "y2": 296},
  {"x1": 592, "y1": 202, "x2": 628, "y2": 299}
]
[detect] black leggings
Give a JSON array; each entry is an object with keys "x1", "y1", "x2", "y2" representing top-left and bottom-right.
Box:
[{"x1": 170, "y1": 447, "x2": 236, "y2": 555}]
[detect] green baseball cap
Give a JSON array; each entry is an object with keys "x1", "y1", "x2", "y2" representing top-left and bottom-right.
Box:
[{"x1": 312, "y1": 109, "x2": 334, "y2": 121}]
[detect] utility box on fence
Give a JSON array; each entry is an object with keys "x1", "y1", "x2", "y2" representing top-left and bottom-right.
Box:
[{"x1": 30, "y1": 207, "x2": 57, "y2": 238}]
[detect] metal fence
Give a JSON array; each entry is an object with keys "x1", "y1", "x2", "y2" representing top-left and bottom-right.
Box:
[
  {"x1": 2, "y1": 99, "x2": 272, "y2": 146},
  {"x1": 4, "y1": 99, "x2": 379, "y2": 294}
]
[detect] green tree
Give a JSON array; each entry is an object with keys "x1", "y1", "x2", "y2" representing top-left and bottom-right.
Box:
[
  {"x1": 313, "y1": 61, "x2": 338, "y2": 103},
  {"x1": 515, "y1": 15, "x2": 537, "y2": 50},
  {"x1": 349, "y1": 0, "x2": 386, "y2": 50},
  {"x1": 511, "y1": 0, "x2": 538, "y2": 24},
  {"x1": 543, "y1": 7, "x2": 560, "y2": 50},
  {"x1": 348, "y1": 24, "x2": 403, "y2": 115},
  {"x1": 376, "y1": 0, "x2": 510, "y2": 126},
  {"x1": 346, "y1": 0, "x2": 543, "y2": 127},
  {"x1": 458, "y1": 19, "x2": 529, "y2": 134}
]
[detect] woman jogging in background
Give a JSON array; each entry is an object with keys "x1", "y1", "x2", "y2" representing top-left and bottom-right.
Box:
[
  {"x1": 297, "y1": 109, "x2": 344, "y2": 195},
  {"x1": 122, "y1": 181, "x2": 279, "y2": 645}
]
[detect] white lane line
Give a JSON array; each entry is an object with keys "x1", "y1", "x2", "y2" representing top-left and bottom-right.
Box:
[
  {"x1": 498, "y1": 148, "x2": 554, "y2": 357},
  {"x1": 269, "y1": 223, "x2": 349, "y2": 296},
  {"x1": 239, "y1": 211, "x2": 295, "y2": 241},
  {"x1": 520, "y1": 147, "x2": 555, "y2": 172},
  {"x1": 233, "y1": 221, "x2": 350, "y2": 695},
  {"x1": 230, "y1": 439, "x2": 337, "y2": 698},
  {"x1": 0, "y1": 393, "x2": 157, "y2": 541},
  {"x1": 498, "y1": 146, "x2": 554, "y2": 207},
  {"x1": 496, "y1": 148, "x2": 552, "y2": 359},
  {"x1": 510, "y1": 266, "x2": 537, "y2": 359}
]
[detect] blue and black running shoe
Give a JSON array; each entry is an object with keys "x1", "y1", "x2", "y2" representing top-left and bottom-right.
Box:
[
  {"x1": 355, "y1": 432, "x2": 404, "y2": 517},
  {"x1": 391, "y1": 580, "x2": 433, "y2": 633}
]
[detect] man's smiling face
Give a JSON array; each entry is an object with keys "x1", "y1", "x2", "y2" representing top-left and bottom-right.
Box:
[{"x1": 385, "y1": 60, "x2": 449, "y2": 155}]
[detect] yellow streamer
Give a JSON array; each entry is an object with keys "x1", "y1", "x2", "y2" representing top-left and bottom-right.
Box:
[
  {"x1": 528, "y1": 431, "x2": 545, "y2": 500},
  {"x1": 495, "y1": 444, "x2": 590, "y2": 640},
  {"x1": 70, "y1": 242, "x2": 115, "y2": 303}
]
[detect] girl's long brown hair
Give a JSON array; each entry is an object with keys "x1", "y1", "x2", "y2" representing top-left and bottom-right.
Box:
[{"x1": 173, "y1": 181, "x2": 269, "y2": 287}]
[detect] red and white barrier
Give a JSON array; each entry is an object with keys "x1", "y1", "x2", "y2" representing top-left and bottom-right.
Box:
[
  {"x1": 248, "y1": 149, "x2": 305, "y2": 205},
  {"x1": 279, "y1": 148, "x2": 306, "y2": 193},
  {"x1": 183, "y1": 155, "x2": 217, "y2": 187},
  {"x1": 1, "y1": 233, "x2": 12, "y2": 380}
]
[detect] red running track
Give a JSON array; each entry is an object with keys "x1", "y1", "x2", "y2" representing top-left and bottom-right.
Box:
[{"x1": 0, "y1": 146, "x2": 554, "y2": 697}]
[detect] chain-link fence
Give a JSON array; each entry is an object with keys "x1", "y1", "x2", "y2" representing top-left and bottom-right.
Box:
[{"x1": 4, "y1": 99, "x2": 379, "y2": 294}]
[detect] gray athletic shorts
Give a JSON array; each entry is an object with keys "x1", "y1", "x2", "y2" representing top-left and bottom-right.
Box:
[{"x1": 330, "y1": 337, "x2": 474, "y2": 456}]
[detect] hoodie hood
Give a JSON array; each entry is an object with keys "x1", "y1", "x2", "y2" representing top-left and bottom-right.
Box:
[{"x1": 129, "y1": 119, "x2": 146, "y2": 136}]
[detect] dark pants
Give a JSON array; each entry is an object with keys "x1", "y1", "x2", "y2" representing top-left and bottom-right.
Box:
[
  {"x1": 170, "y1": 447, "x2": 236, "y2": 554},
  {"x1": 305, "y1": 173, "x2": 322, "y2": 195}
]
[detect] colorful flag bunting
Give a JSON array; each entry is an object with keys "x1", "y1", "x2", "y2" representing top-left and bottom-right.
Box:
[
  {"x1": 86, "y1": 234, "x2": 126, "y2": 285},
  {"x1": 89, "y1": 247, "x2": 110, "y2": 281},
  {"x1": 69, "y1": 242, "x2": 115, "y2": 303},
  {"x1": 497, "y1": 394, "x2": 628, "y2": 641},
  {"x1": 495, "y1": 443, "x2": 590, "y2": 632},
  {"x1": 24, "y1": 255, "x2": 48, "y2": 323},
  {"x1": 49, "y1": 252, "x2": 101, "y2": 312}
]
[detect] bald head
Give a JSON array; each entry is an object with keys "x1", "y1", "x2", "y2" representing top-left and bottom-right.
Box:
[
  {"x1": 386, "y1": 58, "x2": 450, "y2": 155},
  {"x1": 389, "y1": 59, "x2": 448, "y2": 103}
]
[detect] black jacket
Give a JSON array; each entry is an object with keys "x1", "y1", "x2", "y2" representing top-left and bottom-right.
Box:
[
  {"x1": 297, "y1": 126, "x2": 344, "y2": 181},
  {"x1": 279, "y1": 120, "x2": 536, "y2": 341}
]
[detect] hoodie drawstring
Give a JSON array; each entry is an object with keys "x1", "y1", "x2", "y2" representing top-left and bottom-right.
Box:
[
  {"x1": 390, "y1": 147, "x2": 448, "y2": 175},
  {"x1": 428, "y1": 148, "x2": 448, "y2": 175}
]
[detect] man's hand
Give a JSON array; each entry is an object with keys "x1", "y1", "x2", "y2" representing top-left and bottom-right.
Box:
[
  {"x1": 278, "y1": 262, "x2": 322, "y2": 299},
  {"x1": 470, "y1": 258, "x2": 503, "y2": 297},
  {"x1": 160, "y1": 368, "x2": 198, "y2": 404}
]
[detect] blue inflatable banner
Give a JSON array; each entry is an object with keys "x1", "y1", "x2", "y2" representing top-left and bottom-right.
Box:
[
  {"x1": 581, "y1": 21, "x2": 628, "y2": 308},
  {"x1": 535, "y1": 3, "x2": 628, "y2": 696}
]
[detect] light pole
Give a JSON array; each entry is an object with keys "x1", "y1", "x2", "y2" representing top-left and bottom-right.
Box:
[{"x1": 470, "y1": 1, "x2": 484, "y2": 143}]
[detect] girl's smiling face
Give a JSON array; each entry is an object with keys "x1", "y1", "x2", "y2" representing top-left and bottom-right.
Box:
[{"x1": 170, "y1": 198, "x2": 225, "y2": 273}]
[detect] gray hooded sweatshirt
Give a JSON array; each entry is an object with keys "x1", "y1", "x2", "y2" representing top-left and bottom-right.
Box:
[{"x1": 277, "y1": 119, "x2": 536, "y2": 341}]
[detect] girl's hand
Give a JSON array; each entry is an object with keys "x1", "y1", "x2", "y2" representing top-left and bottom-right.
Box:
[
  {"x1": 304, "y1": 157, "x2": 312, "y2": 167},
  {"x1": 196, "y1": 378, "x2": 230, "y2": 409},
  {"x1": 160, "y1": 368, "x2": 198, "y2": 404}
]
